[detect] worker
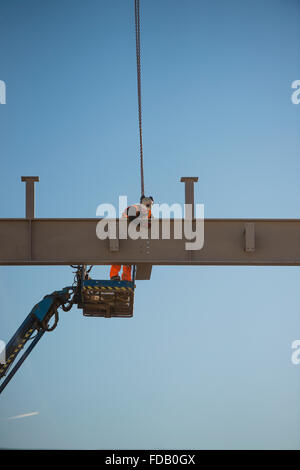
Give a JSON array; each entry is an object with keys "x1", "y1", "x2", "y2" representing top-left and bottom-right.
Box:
[{"x1": 110, "y1": 195, "x2": 153, "y2": 281}]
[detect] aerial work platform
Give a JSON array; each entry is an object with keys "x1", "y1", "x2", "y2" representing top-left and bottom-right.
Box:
[{"x1": 78, "y1": 279, "x2": 135, "y2": 318}]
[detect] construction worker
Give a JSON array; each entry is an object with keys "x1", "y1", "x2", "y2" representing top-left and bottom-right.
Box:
[{"x1": 110, "y1": 195, "x2": 153, "y2": 281}]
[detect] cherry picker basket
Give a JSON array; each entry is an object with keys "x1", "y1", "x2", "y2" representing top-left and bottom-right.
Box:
[{"x1": 78, "y1": 279, "x2": 135, "y2": 318}]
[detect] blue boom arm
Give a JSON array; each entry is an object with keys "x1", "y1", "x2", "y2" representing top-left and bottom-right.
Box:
[{"x1": 0, "y1": 287, "x2": 72, "y2": 394}]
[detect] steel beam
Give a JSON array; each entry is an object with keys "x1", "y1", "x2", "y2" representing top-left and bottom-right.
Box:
[
  {"x1": 180, "y1": 177, "x2": 199, "y2": 219},
  {"x1": 21, "y1": 177, "x2": 39, "y2": 219},
  {"x1": 0, "y1": 218, "x2": 300, "y2": 267},
  {"x1": 136, "y1": 263, "x2": 153, "y2": 280}
]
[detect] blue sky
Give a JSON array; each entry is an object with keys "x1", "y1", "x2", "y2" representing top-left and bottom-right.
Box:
[{"x1": 0, "y1": 0, "x2": 300, "y2": 449}]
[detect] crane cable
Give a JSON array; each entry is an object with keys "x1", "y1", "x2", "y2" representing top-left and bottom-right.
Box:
[{"x1": 134, "y1": 0, "x2": 145, "y2": 197}]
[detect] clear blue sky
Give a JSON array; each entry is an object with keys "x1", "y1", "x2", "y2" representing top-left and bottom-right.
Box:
[{"x1": 0, "y1": 0, "x2": 300, "y2": 450}]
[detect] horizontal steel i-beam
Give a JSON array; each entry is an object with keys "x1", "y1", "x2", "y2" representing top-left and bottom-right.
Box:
[{"x1": 0, "y1": 218, "x2": 300, "y2": 267}]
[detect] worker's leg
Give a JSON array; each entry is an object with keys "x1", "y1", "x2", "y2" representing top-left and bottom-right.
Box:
[
  {"x1": 110, "y1": 265, "x2": 121, "y2": 279},
  {"x1": 122, "y1": 265, "x2": 132, "y2": 281}
]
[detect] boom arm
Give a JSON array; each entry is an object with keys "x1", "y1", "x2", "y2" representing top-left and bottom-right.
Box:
[{"x1": 0, "y1": 286, "x2": 73, "y2": 394}]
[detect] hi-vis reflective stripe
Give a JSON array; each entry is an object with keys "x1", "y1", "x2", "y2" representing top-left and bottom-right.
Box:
[
  {"x1": 0, "y1": 328, "x2": 35, "y2": 375},
  {"x1": 83, "y1": 286, "x2": 133, "y2": 293}
]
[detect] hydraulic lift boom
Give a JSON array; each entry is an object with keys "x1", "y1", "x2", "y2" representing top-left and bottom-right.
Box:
[
  {"x1": 0, "y1": 286, "x2": 72, "y2": 394},
  {"x1": 0, "y1": 266, "x2": 136, "y2": 395}
]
